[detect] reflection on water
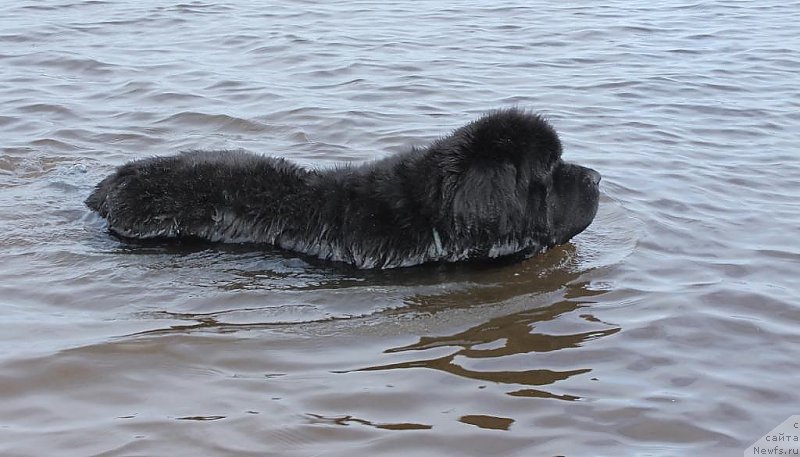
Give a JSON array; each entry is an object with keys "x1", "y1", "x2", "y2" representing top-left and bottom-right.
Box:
[
  {"x1": 350, "y1": 298, "x2": 618, "y2": 402},
  {"x1": 459, "y1": 415, "x2": 515, "y2": 431},
  {"x1": 307, "y1": 413, "x2": 433, "y2": 431}
]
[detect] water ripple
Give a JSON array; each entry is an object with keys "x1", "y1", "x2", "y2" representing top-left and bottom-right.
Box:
[{"x1": 1, "y1": 0, "x2": 799, "y2": 455}]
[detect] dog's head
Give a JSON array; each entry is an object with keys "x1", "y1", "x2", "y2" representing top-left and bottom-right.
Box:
[{"x1": 431, "y1": 108, "x2": 600, "y2": 258}]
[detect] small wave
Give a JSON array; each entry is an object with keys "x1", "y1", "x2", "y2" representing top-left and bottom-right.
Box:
[
  {"x1": 30, "y1": 138, "x2": 81, "y2": 151},
  {"x1": 154, "y1": 112, "x2": 270, "y2": 133},
  {"x1": 16, "y1": 103, "x2": 81, "y2": 119},
  {"x1": 27, "y1": 52, "x2": 118, "y2": 75}
]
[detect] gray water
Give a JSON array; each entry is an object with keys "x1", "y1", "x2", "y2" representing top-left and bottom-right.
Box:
[{"x1": 1, "y1": 1, "x2": 799, "y2": 456}]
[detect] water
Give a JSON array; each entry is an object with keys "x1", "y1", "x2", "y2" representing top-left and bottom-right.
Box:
[{"x1": 1, "y1": 1, "x2": 799, "y2": 456}]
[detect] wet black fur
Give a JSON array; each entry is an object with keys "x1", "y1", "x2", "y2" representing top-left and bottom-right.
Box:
[{"x1": 86, "y1": 109, "x2": 600, "y2": 269}]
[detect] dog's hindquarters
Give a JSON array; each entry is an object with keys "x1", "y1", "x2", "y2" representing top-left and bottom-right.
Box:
[{"x1": 86, "y1": 151, "x2": 314, "y2": 242}]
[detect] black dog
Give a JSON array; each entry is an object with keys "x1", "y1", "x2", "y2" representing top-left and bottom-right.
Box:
[{"x1": 86, "y1": 109, "x2": 600, "y2": 269}]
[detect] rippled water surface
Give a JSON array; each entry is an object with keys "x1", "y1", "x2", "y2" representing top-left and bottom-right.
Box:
[{"x1": 2, "y1": 1, "x2": 799, "y2": 456}]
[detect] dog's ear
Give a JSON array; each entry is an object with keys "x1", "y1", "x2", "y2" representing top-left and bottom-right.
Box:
[
  {"x1": 447, "y1": 162, "x2": 523, "y2": 237},
  {"x1": 458, "y1": 108, "x2": 562, "y2": 176}
]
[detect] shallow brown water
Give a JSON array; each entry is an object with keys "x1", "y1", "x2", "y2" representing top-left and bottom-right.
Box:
[{"x1": 1, "y1": 1, "x2": 799, "y2": 456}]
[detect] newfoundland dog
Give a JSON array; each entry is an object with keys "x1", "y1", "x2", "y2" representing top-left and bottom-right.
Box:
[{"x1": 86, "y1": 109, "x2": 600, "y2": 269}]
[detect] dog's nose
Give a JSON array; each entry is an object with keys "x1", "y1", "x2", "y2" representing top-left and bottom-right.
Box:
[{"x1": 585, "y1": 168, "x2": 601, "y2": 186}]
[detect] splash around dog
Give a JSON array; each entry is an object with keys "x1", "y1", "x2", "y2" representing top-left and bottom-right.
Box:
[{"x1": 86, "y1": 109, "x2": 600, "y2": 269}]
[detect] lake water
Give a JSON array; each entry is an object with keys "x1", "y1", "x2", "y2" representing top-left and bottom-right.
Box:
[{"x1": 1, "y1": 1, "x2": 799, "y2": 456}]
